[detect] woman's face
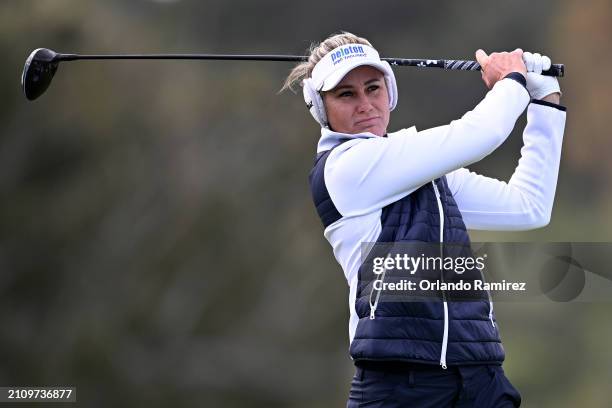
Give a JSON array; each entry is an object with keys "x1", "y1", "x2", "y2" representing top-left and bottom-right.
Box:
[{"x1": 322, "y1": 65, "x2": 390, "y2": 137}]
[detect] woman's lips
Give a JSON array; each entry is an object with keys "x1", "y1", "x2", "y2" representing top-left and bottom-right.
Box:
[{"x1": 355, "y1": 117, "x2": 380, "y2": 127}]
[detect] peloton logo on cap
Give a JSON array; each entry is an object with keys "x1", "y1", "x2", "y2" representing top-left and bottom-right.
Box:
[{"x1": 330, "y1": 45, "x2": 367, "y2": 65}]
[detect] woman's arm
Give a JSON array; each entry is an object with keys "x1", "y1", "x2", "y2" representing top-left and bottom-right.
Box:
[
  {"x1": 324, "y1": 77, "x2": 530, "y2": 217},
  {"x1": 446, "y1": 100, "x2": 566, "y2": 230}
]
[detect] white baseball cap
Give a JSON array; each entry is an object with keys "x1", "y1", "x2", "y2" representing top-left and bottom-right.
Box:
[{"x1": 310, "y1": 43, "x2": 394, "y2": 91}]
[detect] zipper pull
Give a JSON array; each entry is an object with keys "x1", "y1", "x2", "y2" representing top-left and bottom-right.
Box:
[
  {"x1": 370, "y1": 306, "x2": 376, "y2": 320},
  {"x1": 440, "y1": 362, "x2": 447, "y2": 370}
]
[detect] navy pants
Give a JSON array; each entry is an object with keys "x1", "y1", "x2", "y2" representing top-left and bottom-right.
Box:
[{"x1": 347, "y1": 361, "x2": 521, "y2": 407}]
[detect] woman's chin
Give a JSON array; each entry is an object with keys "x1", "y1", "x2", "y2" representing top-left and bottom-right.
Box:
[{"x1": 356, "y1": 125, "x2": 384, "y2": 136}]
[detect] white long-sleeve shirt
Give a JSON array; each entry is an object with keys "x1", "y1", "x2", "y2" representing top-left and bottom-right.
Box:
[{"x1": 315, "y1": 77, "x2": 567, "y2": 343}]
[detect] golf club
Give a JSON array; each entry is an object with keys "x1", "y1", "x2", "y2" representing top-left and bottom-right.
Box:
[{"x1": 21, "y1": 47, "x2": 565, "y2": 101}]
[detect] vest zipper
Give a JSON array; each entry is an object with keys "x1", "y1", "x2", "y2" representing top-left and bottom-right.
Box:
[
  {"x1": 488, "y1": 299, "x2": 496, "y2": 328},
  {"x1": 368, "y1": 266, "x2": 386, "y2": 320},
  {"x1": 432, "y1": 180, "x2": 449, "y2": 370},
  {"x1": 478, "y1": 268, "x2": 496, "y2": 328}
]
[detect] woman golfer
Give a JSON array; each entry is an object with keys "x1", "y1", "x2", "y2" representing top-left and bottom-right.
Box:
[{"x1": 283, "y1": 32, "x2": 565, "y2": 407}]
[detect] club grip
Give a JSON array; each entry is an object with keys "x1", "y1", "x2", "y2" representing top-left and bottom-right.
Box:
[
  {"x1": 543, "y1": 64, "x2": 564, "y2": 77},
  {"x1": 442, "y1": 59, "x2": 564, "y2": 77}
]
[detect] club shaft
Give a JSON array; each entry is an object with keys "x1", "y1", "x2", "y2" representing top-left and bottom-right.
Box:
[
  {"x1": 56, "y1": 53, "x2": 564, "y2": 77},
  {"x1": 58, "y1": 53, "x2": 308, "y2": 62}
]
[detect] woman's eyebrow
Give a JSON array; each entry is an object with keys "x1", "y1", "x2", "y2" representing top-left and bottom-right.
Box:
[
  {"x1": 333, "y1": 84, "x2": 355, "y2": 92},
  {"x1": 364, "y1": 78, "x2": 382, "y2": 85},
  {"x1": 334, "y1": 78, "x2": 381, "y2": 92}
]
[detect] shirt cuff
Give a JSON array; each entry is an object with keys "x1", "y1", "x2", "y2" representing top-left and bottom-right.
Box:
[
  {"x1": 530, "y1": 99, "x2": 567, "y2": 112},
  {"x1": 503, "y1": 72, "x2": 527, "y2": 88}
]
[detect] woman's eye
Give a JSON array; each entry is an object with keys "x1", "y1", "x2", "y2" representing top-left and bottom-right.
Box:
[
  {"x1": 368, "y1": 85, "x2": 380, "y2": 92},
  {"x1": 339, "y1": 91, "x2": 353, "y2": 98}
]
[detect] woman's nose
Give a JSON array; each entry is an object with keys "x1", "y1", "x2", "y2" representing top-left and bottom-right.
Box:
[{"x1": 356, "y1": 94, "x2": 374, "y2": 112}]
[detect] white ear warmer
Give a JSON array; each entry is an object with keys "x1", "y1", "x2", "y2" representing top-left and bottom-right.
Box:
[
  {"x1": 303, "y1": 78, "x2": 328, "y2": 127},
  {"x1": 302, "y1": 44, "x2": 398, "y2": 128}
]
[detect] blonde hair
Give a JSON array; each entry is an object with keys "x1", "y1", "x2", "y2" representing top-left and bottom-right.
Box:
[{"x1": 280, "y1": 32, "x2": 373, "y2": 93}]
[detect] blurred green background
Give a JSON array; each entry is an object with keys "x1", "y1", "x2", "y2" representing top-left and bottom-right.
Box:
[{"x1": 2, "y1": 0, "x2": 611, "y2": 406}]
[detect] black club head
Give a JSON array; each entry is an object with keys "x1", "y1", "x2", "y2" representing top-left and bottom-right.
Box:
[{"x1": 21, "y1": 48, "x2": 60, "y2": 101}]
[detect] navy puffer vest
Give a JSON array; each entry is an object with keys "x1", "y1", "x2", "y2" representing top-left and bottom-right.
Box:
[{"x1": 309, "y1": 146, "x2": 505, "y2": 366}]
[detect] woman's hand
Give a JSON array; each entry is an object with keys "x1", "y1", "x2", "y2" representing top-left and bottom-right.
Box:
[
  {"x1": 523, "y1": 51, "x2": 561, "y2": 102},
  {"x1": 475, "y1": 49, "x2": 527, "y2": 89}
]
